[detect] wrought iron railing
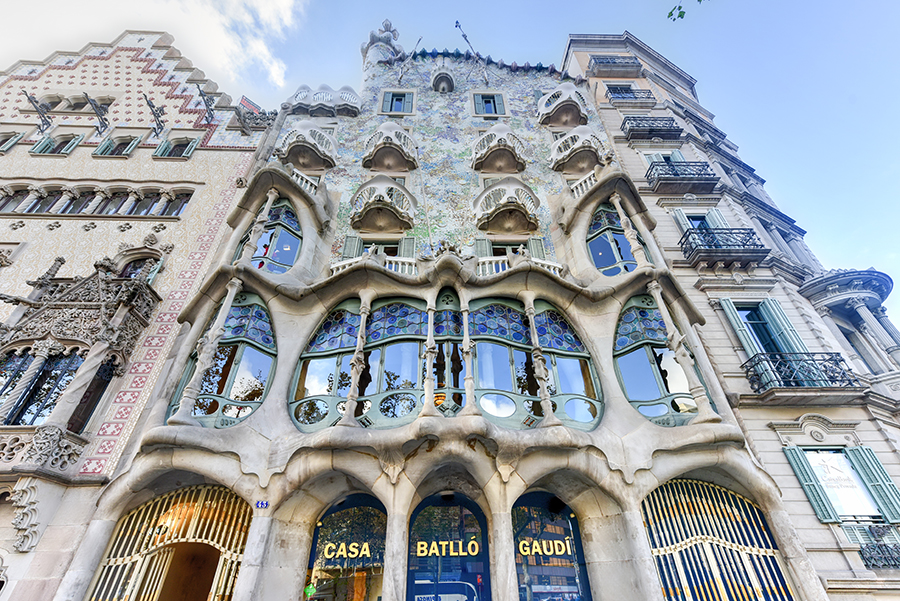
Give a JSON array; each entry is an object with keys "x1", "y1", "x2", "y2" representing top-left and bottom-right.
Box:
[
  {"x1": 589, "y1": 55, "x2": 641, "y2": 68},
  {"x1": 646, "y1": 161, "x2": 717, "y2": 181},
  {"x1": 679, "y1": 228, "x2": 764, "y2": 257},
  {"x1": 606, "y1": 88, "x2": 655, "y2": 101},
  {"x1": 741, "y1": 352, "x2": 860, "y2": 393},
  {"x1": 620, "y1": 116, "x2": 681, "y2": 135},
  {"x1": 861, "y1": 543, "x2": 900, "y2": 569}
]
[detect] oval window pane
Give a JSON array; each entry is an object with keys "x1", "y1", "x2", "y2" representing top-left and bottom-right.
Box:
[
  {"x1": 222, "y1": 404, "x2": 253, "y2": 418},
  {"x1": 230, "y1": 347, "x2": 272, "y2": 404},
  {"x1": 295, "y1": 399, "x2": 329, "y2": 424},
  {"x1": 379, "y1": 393, "x2": 417, "y2": 418},
  {"x1": 480, "y1": 393, "x2": 516, "y2": 417},
  {"x1": 555, "y1": 356, "x2": 590, "y2": 396},
  {"x1": 588, "y1": 233, "x2": 616, "y2": 269},
  {"x1": 638, "y1": 403, "x2": 668, "y2": 417},
  {"x1": 652, "y1": 347, "x2": 691, "y2": 394},
  {"x1": 271, "y1": 229, "x2": 300, "y2": 266},
  {"x1": 337, "y1": 399, "x2": 372, "y2": 416},
  {"x1": 295, "y1": 357, "x2": 336, "y2": 398},
  {"x1": 476, "y1": 342, "x2": 513, "y2": 392},
  {"x1": 564, "y1": 398, "x2": 597, "y2": 422}
]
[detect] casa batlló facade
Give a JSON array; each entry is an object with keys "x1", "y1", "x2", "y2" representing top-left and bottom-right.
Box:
[{"x1": 0, "y1": 22, "x2": 896, "y2": 601}]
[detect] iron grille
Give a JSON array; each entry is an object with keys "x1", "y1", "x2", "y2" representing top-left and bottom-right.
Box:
[
  {"x1": 620, "y1": 116, "x2": 680, "y2": 133},
  {"x1": 860, "y1": 543, "x2": 900, "y2": 569},
  {"x1": 589, "y1": 55, "x2": 641, "y2": 67},
  {"x1": 741, "y1": 352, "x2": 860, "y2": 393},
  {"x1": 679, "y1": 228, "x2": 764, "y2": 256},
  {"x1": 645, "y1": 161, "x2": 717, "y2": 180},
  {"x1": 605, "y1": 88, "x2": 655, "y2": 100}
]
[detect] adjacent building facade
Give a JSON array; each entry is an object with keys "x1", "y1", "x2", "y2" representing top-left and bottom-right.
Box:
[{"x1": 0, "y1": 23, "x2": 897, "y2": 601}]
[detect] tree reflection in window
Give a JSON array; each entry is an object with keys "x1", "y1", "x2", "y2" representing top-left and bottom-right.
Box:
[
  {"x1": 235, "y1": 199, "x2": 302, "y2": 274},
  {"x1": 0, "y1": 352, "x2": 33, "y2": 408},
  {"x1": 171, "y1": 292, "x2": 276, "y2": 428},
  {"x1": 613, "y1": 295, "x2": 696, "y2": 427},
  {"x1": 7, "y1": 352, "x2": 84, "y2": 426},
  {"x1": 586, "y1": 203, "x2": 646, "y2": 276}
]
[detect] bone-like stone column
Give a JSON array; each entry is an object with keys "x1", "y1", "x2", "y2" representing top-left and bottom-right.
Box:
[
  {"x1": 168, "y1": 277, "x2": 243, "y2": 425},
  {"x1": 609, "y1": 192, "x2": 650, "y2": 268},
  {"x1": 231, "y1": 515, "x2": 274, "y2": 601},
  {"x1": 0, "y1": 339, "x2": 65, "y2": 423},
  {"x1": 238, "y1": 187, "x2": 280, "y2": 264},
  {"x1": 521, "y1": 292, "x2": 562, "y2": 427},
  {"x1": 419, "y1": 306, "x2": 441, "y2": 417},
  {"x1": 338, "y1": 289, "x2": 376, "y2": 427},
  {"x1": 490, "y1": 509, "x2": 518, "y2": 601},
  {"x1": 647, "y1": 281, "x2": 720, "y2": 424},
  {"x1": 458, "y1": 307, "x2": 481, "y2": 417}
]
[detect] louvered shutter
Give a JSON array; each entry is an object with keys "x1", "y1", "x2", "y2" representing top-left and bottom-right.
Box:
[
  {"x1": 672, "y1": 208, "x2": 692, "y2": 233},
  {"x1": 0, "y1": 133, "x2": 24, "y2": 152},
  {"x1": 382, "y1": 92, "x2": 393, "y2": 113},
  {"x1": 341, "y1": 234, "x2": 364, "y2": 260},
  {"x1": 31, "y1": 136, "x2": 52, "y2": 154},
  {"x1": 124, "y1": 135, "x2": 142, "y2": 155},
  {"x1": 398, "y1": 236, "x2": 416, "y2": 258},
  {"x1": 844, "y1": 446, "x2": 900, "y2": 524},
  {"x1": 646, "y1": 152, "x2": 664, "y2": 165},
  {"x1": 153, "y1": 140, "x2": 171, "y2": 157},
  {"x1": 757, "y1": 298, "x2": 809, "y2": 353},
  {"x1": 526, "y1": 237, "x2": 546, "y2": 260},
  {"x1": 720, "y1": 299, "x2": 764, "y2": 357},
  {"x1": 473, "y1": 236, "x2": 492, "y2": 257},
  {"x1": 93, "y1": 139, "x2": 114, "y2": 156},
  {"x1": 473, "y1": 94, "x2": 485, "y2": 115},
  {"x1": 705, "y1": 207, "x2": 729, "y2": 229},
  {"x1": 183, "y1": 137, "x2": 201, "y2": 158},
  {"x1": 494, "y1": 94, "x2": 505, "y2": 115},
  {"x1": 783, "y1": 446, "x2": 841, "y2": 523},
  {"x1": 62, "y1": 134, "x2": 84, "y2": 154},
  {"x1": 669, "y1": 149, "x2": 686, "y2": 162},
  {"x1": 403, "y1": 93, "x2": 413, "y2": 113}
]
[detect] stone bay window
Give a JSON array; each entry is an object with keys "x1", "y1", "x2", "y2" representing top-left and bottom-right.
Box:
[{"x1": 235, "y1": 197, "x2": 303, "y2": 274}]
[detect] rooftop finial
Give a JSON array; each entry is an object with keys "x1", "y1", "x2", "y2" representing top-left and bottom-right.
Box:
[{"x1": 361, "y1": 19, "x2": 404, "y2": 62}]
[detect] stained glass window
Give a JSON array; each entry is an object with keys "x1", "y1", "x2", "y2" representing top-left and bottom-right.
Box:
[
  {"x1": 468, "y1": 303, "x2": 531, "y2": 345},
  {"x1": 306, "y1": 308, "x2": 361, "y2": 354},
  {"x1": 366, "y1": 302, "x2": 427, "y2": 343},
  {"x1": 223, "y1": 304, "x2": 276, "y2": 351},
  {"x1": 534, "y1": 309, "x2": 586, "y2": 353},
  {"x1": 613, "y1": 305, "x2": 668, "y2": 352}
]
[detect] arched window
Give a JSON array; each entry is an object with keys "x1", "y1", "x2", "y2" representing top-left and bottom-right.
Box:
[
  {"x1": 235, "y1": 199, "x2": 302, "y2": 274},
  {"x1": 306, "y1": 495, "x2": 386, "y2": 601},
  {"x1": 408, "y1": 493, "x2": 489, "y2": 601},
  {"x1": 89, "y1": 485, "x2": 252, "y2": 601},
  {"x1": 6, "y1": 351, "x2": 83, "y2": 426},
  {"x1": 586, "y1": 203, "x2": 641, "y2": 276},
  {"x1": 613, "y1": 295, "x2": 695, "y2": 427},
  {"x1": 0, "y1": 351, "x2": 33, "y2": 407},
  {"x1": 66, "y1": 356, "x2": 118, "y2": 434},
  {"x1": 119, "y1": 257, "x2": 162, "y2": 284},
  {"x1": 291, "y1": 297, "x2": 602, "y2": 431},
  {"x1": 643, "y1": 479, "x2": 795, "y2": 601},
  {"x1": 513, "y1": 492, "x2": 592, "y2": 601},
  {"x1": 175, "y1": 293, "x2": 276, "y2": 428}
]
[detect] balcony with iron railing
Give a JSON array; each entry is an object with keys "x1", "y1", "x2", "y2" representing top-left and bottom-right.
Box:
[
  {"x1": 620, "y1": 116, "x2": 683, "y2": 140},
  {"x1": 587, "y1": 55, "x2": 643, "y2": 77},
  {"x1": 679, "y1": 228, "x2": 769, "y2": 268},
  {"x1": 646, "y1": 161, "x2": 719, "y2": 194},
  {"x1": 605, "y1": 88, "x2": 656, "y2": 108},
  {"x1": 276, "y1": 121, "x2": 338, "y2": 170},
  {"x1": 741, "y1": 352, "x2": 862, "y2": 401},
  {"x1": 362, "y1": 122, "x2": 418, "y2": 171},
  {"x1": 537, "y1": 82, "x2": 589, "y2": 127},
  {"x1": 473, "y1": 177, "x2": 540, "y2": 234},
  {"x1": 471, "y1": 123, "x2": 526, "y2": 172},
  {"x1": 349, "y1": 174, "x2": 416, "y2": 232},
  {"x1": 549, "y1": 125, "x2": 610, "y2": 174}
]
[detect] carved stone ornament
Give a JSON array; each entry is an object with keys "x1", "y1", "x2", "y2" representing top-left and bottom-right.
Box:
[
  {"x1": 21, "y1": 425, "x2": 83, "y2": 470},
  {"x1": 9, "y1": 221, "x2": 24, "y2": 231},
  {"x1": 769, "y1": 413, "x2": 860, "y2": 447},
  {"x1": 117, "y1": 223, "x2": 132, "y2": 232},
  {"x1": 0, "y1": 249, "x2": 13, "y2": 268},
  {"x1": 46, "y1": 221, "x2": 61, "y2": 231},
  {"x1": 11, "y1": 477, "x2": 39, "y2": 552},
  {"x1": 82, "y1": 222, "x2": 97, "y2": 231},
  {"x1": 151, "y1": 223, "x2": 167, "y2": 233}
]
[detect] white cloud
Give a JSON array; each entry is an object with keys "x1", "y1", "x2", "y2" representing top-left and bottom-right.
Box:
[{"x1": 0, "y1": 0, "x2": 307, "y2": 99}]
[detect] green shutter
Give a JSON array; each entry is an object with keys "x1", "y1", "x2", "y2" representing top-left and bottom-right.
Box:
[
  {"x1": 147, "y1": 259, "x2": 163, "y2": 285},
  {"x1": 783, "y1": 446, "x2": 841, "y2": 523},
  {"x1": 62, "y1": 134, "x2": 84, "y2": 155},
  {"x1": 844, "y1": 446, "x2": 900, "y2": 524},
  {"x1": 473, "y1": 236, "x2": 492, "y2": 258},
  {"x1": 672, "y1": 208, "x2": 692, "y2": 233},
  {"x1": 758, "y1": 298, "x2": 809, "y2": 353},
  {"x1": 93, "y1": 138, "x2": 114, "y2": 156},
  {"x1": 398, "y1": 236, "x2": 416, "y2": 258},
  {"x1": 0, "y1": 133, "x2": 23, "y2": 152},
  {"x1": 705, "y1": 207, "x2": 729, "y2": 229},
  {"x1": 647, "y1": 152, "x2": 664, "y2": 165},
  {"x1": 124, "y1": 135, "x2": 142, "y2": 155},
  {"x1": 670, "y1": 149, "x2": 686, "y2": 162},
  {"x1": 403, "y1": 93, "x2": 413, "y2": 113},
  {"x1": 382, "y1": 93, "x2": 393, "y2": 113},
  {"x1": 183, "y1": 137, "x2": 201, "y2": 158},
  {"x1": 342, "y1": 234, "x2": 364, "y2": 260},
  {"x1": 720, "y1": 299, "x2": 763, "y2": 356},
  {"x1": 153, "y1": 140, "x2": 171, "y2": 157},
  {"x1": 473, "y1": 94, "x2": 485, "y2": 115},
  {"x1": 31, "y1": 136, "x2": 52, "y2": 154},
  {"x1": 526, "y1": 237, "x2": 546, "y2": 260},
  {"x1": 494, "y1": 95, "x2": 505, "y2": 115}
]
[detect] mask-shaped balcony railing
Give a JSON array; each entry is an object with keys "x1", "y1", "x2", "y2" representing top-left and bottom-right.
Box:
[
  {"x1": 349, "y1": 174, "x2": 416, "y2": 232},
  {"x1": 620, "y1": 116, "x2": 683, "y2": 140},
  {"x1": 549, "y1": 125, "x2": 610, "y2": 173},
  {"x1": 741, "y1": 352, "x2": 860, "y2": 394},
  {"x1": 289, "y1": 84, "x2": 361, "y2": 117},
  {"x1": 537, "y1": 82, "x2": 589, "y2": 126},
  {"x1": 276, "y1": 121, "x2": 338, "y2": 170},
  {"x1": 471, "y1": 123, "x2": 526, "y2": 172},
  {"x1": 473, "y1": 177, "x2": 540, "y2": 233},
  {"x1": 291, "y1": 168, "x2": 320, "y2": 197},
  {"x1": 646, "y1": 161, "x2": 720, "y2": 194},
  {"x1": 362, "y1": 122, "x2": 418, "y2": 171}
]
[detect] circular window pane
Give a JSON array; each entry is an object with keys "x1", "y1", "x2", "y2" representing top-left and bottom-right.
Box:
[
  {"x1": 337, "y1": 399, "x2": 372, "y2": 416},
  {"x1": 294, "y1": 399, "x2": 329, "y2": 424},
  {"x1": 524, "y1": 399, "x2": 557, "y2": 417},
  {"x1": 379, "y1": 393, "x2": 418, "y2": 418},
  {"x1": 564, "y1": 398, "x2": 598, "y2": 422},
  {"x1": 480, "y1": 393, "x2": 516, "y2": 418},
  {"x1": 637, "y1": 403, "x2": 668, "y2": 417}
]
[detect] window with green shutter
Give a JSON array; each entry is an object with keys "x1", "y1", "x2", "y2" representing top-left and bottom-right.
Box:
[
  {"x1": 473, "y1": 93, "x2": 506, "y2": 116},
  {"x1": 381, "y1": 91, "x2": 415, "y2": 114}
]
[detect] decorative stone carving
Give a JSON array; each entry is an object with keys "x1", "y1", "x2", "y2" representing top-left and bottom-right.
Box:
[
  {"x1": 0, "y1": 249, "x2": 13, "y2": 268},
  {"x1": 46, "y1": 221, "x2": 61, "y2": 231},
  {"x1": 82, "y1": 222, "x2": 97, "y2": 231},
  {"x1": 11, "y1": 478, "x2": 39, "y2": 552},
  {"x1": 277, "y1": 121, "x2": 339, "y2": 170},
  {"x1": 769, "y1": 413, "x2": 861, "y2": 447},
  {"x1": 9, "y1": 221, "x2": 24, "y2": 231},
  {"x1": 21, "y1": 425, "x2": 82, "y2": 470},
  {"x1": 151, "y1": 223, "x2": 167, "y2": 233},
  {"x1": 235, "y1": 106, "x2": 278, "y2": 136},
  {"x1": 117, "y1": 223, "x2": 132, "y2": 232},
  {"x1": 361, "y1": 19, "x2": 403, "y2": 61},
  {"x1": 0, "y1": 434, "x2": 30, "y2": 462}
]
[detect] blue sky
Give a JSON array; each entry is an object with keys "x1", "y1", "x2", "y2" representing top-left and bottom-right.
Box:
[{"x1": 3, "y1": 0, "x2": 900, "y2": 311}]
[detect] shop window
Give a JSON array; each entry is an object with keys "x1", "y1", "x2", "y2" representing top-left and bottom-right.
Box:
[
  {"x1": 586, "y1": 203, "x2": 644, "y2": 276},
  {"x1": 380, "y1": 90, "x2": 415, "y2": 115},
  {"x1": 306, "y1": 495, "x2": 386, "y2": 601},
  {"x1": 235, "y1": 199, "x2": 302, "y2": 274},
  {"x1": 643, "y1": 479, "x2": 795, "y2": 601},
  {"x1": 513, "y1": 492, "x2": 592, "y2": 601},
  {"x1": 613, "y1": 295, "x2": 695, "y2": 426},
  {"x1": 408, "y1": 493, "x2": 489, "y2": 601},
  {"x1": 153, "y1": 137, "x2": 200, "y2": 159},
  {"x1": 30, "y1": 133, "x2": 84, "y2": 155},
  {"x1": 5, "y1": 352, "x2": 84, "y2": 426},
  {"x1": 88, "y1": 486, "x2": 251, "y2": 601},
  {"x1": 291, "y1": 295, "x2": 601, "y2": 430},
  {"x1": 170, "y1": 293, "x2": 276, "y2": 428}
]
